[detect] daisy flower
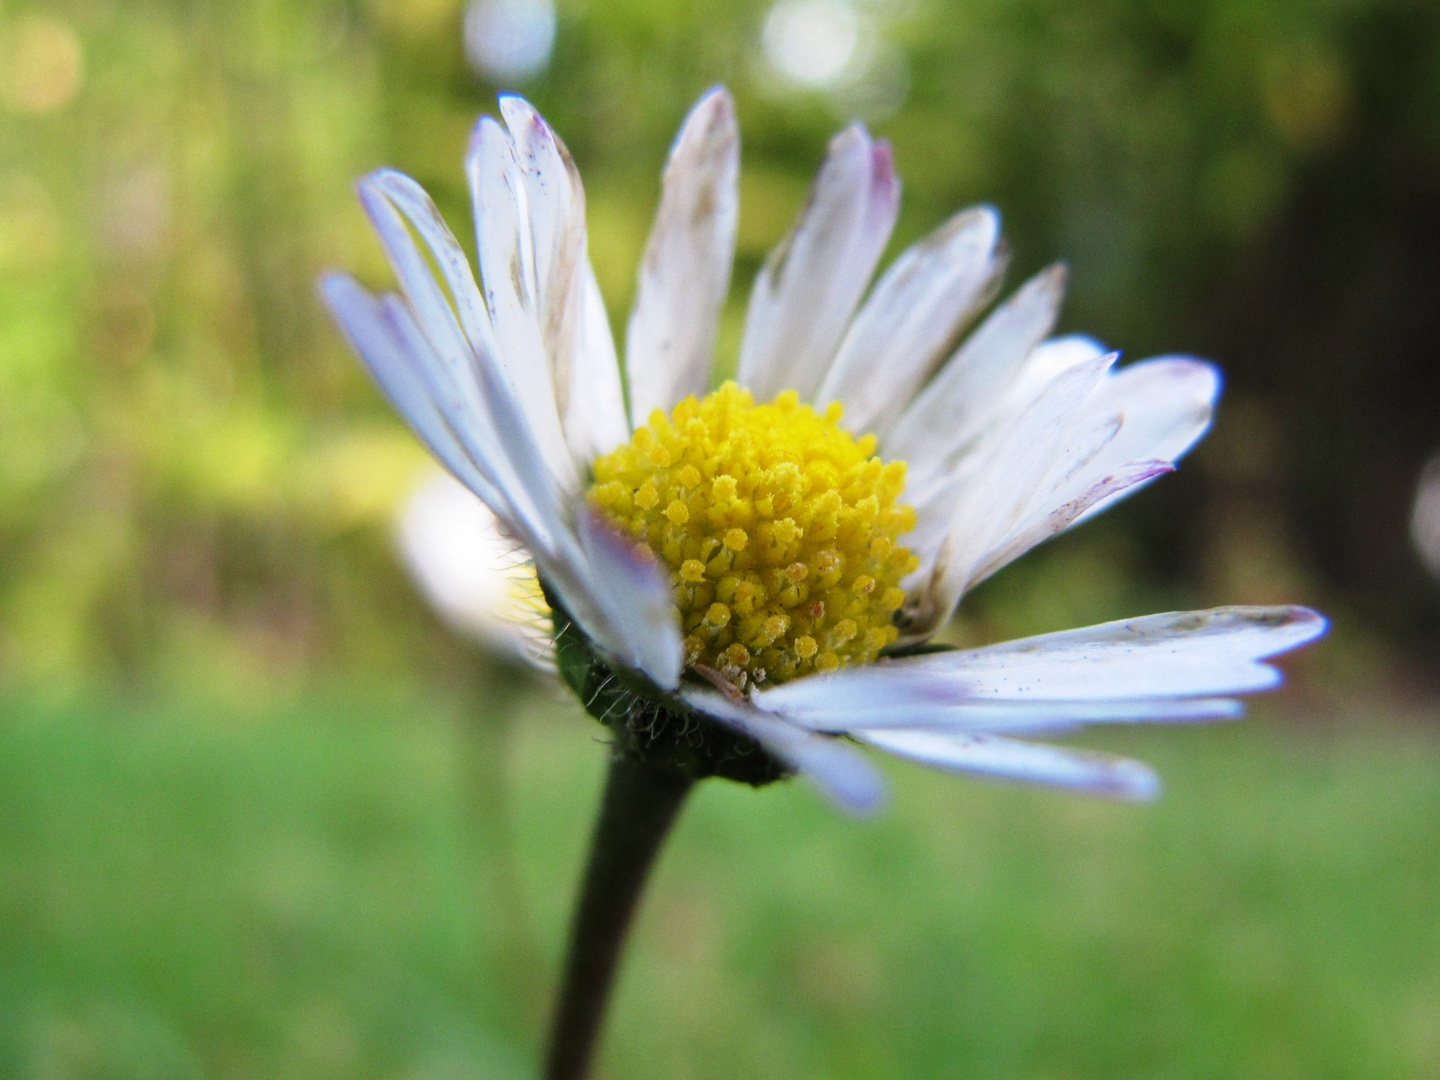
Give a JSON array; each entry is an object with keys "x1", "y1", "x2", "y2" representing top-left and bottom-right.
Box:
[{"x1": 322, "y1": 88, "x2": 1325, "y2": 813}]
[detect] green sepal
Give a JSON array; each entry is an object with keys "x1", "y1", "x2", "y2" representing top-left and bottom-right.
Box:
[{"x1": 544, "y1": 580, "x2": 790, "y2": 788}]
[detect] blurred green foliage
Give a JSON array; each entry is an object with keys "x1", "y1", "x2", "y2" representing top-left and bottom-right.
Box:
[
  {"x1": 3, "y1": 4, "x2": 1438, "y2": 1075},
  {"x1": 0, "y1": 0, "x2": 1436, "y2": 691},
  {"x1": 2, "y1": 693, "x2": 1438, "y2": 1078}
]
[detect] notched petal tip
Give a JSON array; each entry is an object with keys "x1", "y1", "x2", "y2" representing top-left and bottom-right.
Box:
[
  {"x1": 354, "y1": 174, "x2": 386, "y2": 216},
  {"x1": 355, "y1": 168, "x2": 425, "y2": 219},
  {"x1": 363, "y1": 165, "x2": 409, "y2": 187},
  {"x1": 1170, "y1": 354, "x2": 1223, "y2": 391},
  {"x1": 367, "y1": 168, "x2": 433, "y2": 204},
  {"x1": 972, "y1": 201, "x2": 1002, "y2": 230},
  {"x1": 1124, "y1": 354, "x2": 1223, "y2": 406},
  {"x1": 1173, "y1": 604, "x2": 1329, "y2": 659}
]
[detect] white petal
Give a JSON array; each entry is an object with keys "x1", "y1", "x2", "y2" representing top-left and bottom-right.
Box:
[
  {"x1": 499, "y1": 95, "x2": 584, "y2": 328},
  {"x1": 855, "y1": 729, "x2": 1160, "y2": 800},
  {"x1": 1069, "y1": 356, "x2": 1218, "y2": 523},
  {"x1": 398, "y1": 471, "x2": 555, "y2": 669},
  {"x1": 816, "y1": 206, "x2": 1005, "y2": 438},
  {"x1": 938, "y1": 379, "x2": 1125, "y2": 542},
  {"x1": 679, "y1": 685, "x2": 887, "y2": 814},
  {"x1": 989, "y1": 350, "x2": 1216, "y2": 532},
  {"x1": 887, "y1": 265, "x2": 1066, "y2": 488},
  {"x1": 904, "y1": 347, "x2": 1218, "y2": 605},
  {"x1": 320, "y1": 274, "x2": 507, "y2": 515},
  {"x1": 925, "y1": 350, "x2": 1117, "y2": 545},
  {"x1": 754, "y1": 664, "x2": 1243, "y2": 731},
  {"x1": 352, "y1": 189, "x2": 564, "y2": 550},
  {"x1": 946, "y1": 356, "x2": 1218, "y2": 586},
  {"x1": 737, "y1": 126, "x2": 899, "y2": 404},
  {"x1": 322, "y1": 275, "x2": 565, "y2": 565},
  {"x1": 383, "y1": 289, "x2": 567, "y2": 561},
  {"x1": 626, "y1": 87, "x2": 740, "y2": 423},
  {"x1": 326, "y1": 272, "x2": 652, "y2": 679},
  {"x1": 563, "y1": 264, "x2": 630, "y2": 464},
  {"x1": 500, "y1": 96, "x2": 620, "y2": 468},
  {"x1": 355, "y1": 166, "x2": 589, "y2": 516},
  {"x1": 576, "y1": 507, "x2": 685, "y2": 690},
  {"x1": 887, "y1": 606, "x2": 1328, "y2": 701},
  {"x1": 996, "y1": 332, "x2": 1108, "y2": 415},
  {"x1": 466, "y1": 115, "x2": 579, "y2": 492},
  {"x1": 906, "y1": 353, "x2": 1115, "y2": 631},
  {"x1": 362, "y1": 169, "x2": 498, "y2": 366},
  {"x1": 356, "y1": 173, "x2": 486, "y2": 404},
  {"x1": 964, "y1": 458, "x2": 1174, "y2": 588}
]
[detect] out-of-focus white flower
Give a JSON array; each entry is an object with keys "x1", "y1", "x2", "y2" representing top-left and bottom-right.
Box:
[
  {"x1": 463, "y1": 0, "x2": 556, "y2": 83},
  {"x1": 1412, "y1": 453, "x2": 1440, "y2": 580},
  {"x1": 398, "y1": 469, "x2": 551, "y2": 668},
  {"x1": 322, "y1": 88, "x2": 1325, "y2": 813}
]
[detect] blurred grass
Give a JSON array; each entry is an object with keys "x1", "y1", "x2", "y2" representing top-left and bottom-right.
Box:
[{"x1": 2, "y1": 689, "x2": 1437, "y2": 1080}]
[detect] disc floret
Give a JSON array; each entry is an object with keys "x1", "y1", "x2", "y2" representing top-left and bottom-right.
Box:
[{"x1": 588, "y1": 382, "x2": 918, "y2": 687}]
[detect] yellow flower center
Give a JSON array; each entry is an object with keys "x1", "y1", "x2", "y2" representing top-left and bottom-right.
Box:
[{"x1": 588, "y1": 382, "x2": 918, "y2": 688}]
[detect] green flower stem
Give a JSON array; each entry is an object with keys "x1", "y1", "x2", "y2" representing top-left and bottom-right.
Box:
[{"x1": 542, "y1": 753, "x2": 694, "y2": 1080}]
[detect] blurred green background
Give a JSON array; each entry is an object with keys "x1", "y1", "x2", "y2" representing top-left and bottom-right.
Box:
[{"x1": 2, "y1": 0, "x2": 1439, "y2": 1076}]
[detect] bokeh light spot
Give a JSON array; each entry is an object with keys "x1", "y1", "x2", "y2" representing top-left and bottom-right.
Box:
[
  {"x1": 0, "y1": 15, "x2": 83, "y2": 115},
  {"x1": 464, "y1": 0, "x2": 556, "y2": 83},
  {"x1": 0, "y1": 173, "x2": 59, "y2": 272},
  {"x1": 1263, "y1": 45, "x2": 1351, "y2": 152},
  {"x1": 761, "y1": 0, "x2": 861, "y2": 89}
]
